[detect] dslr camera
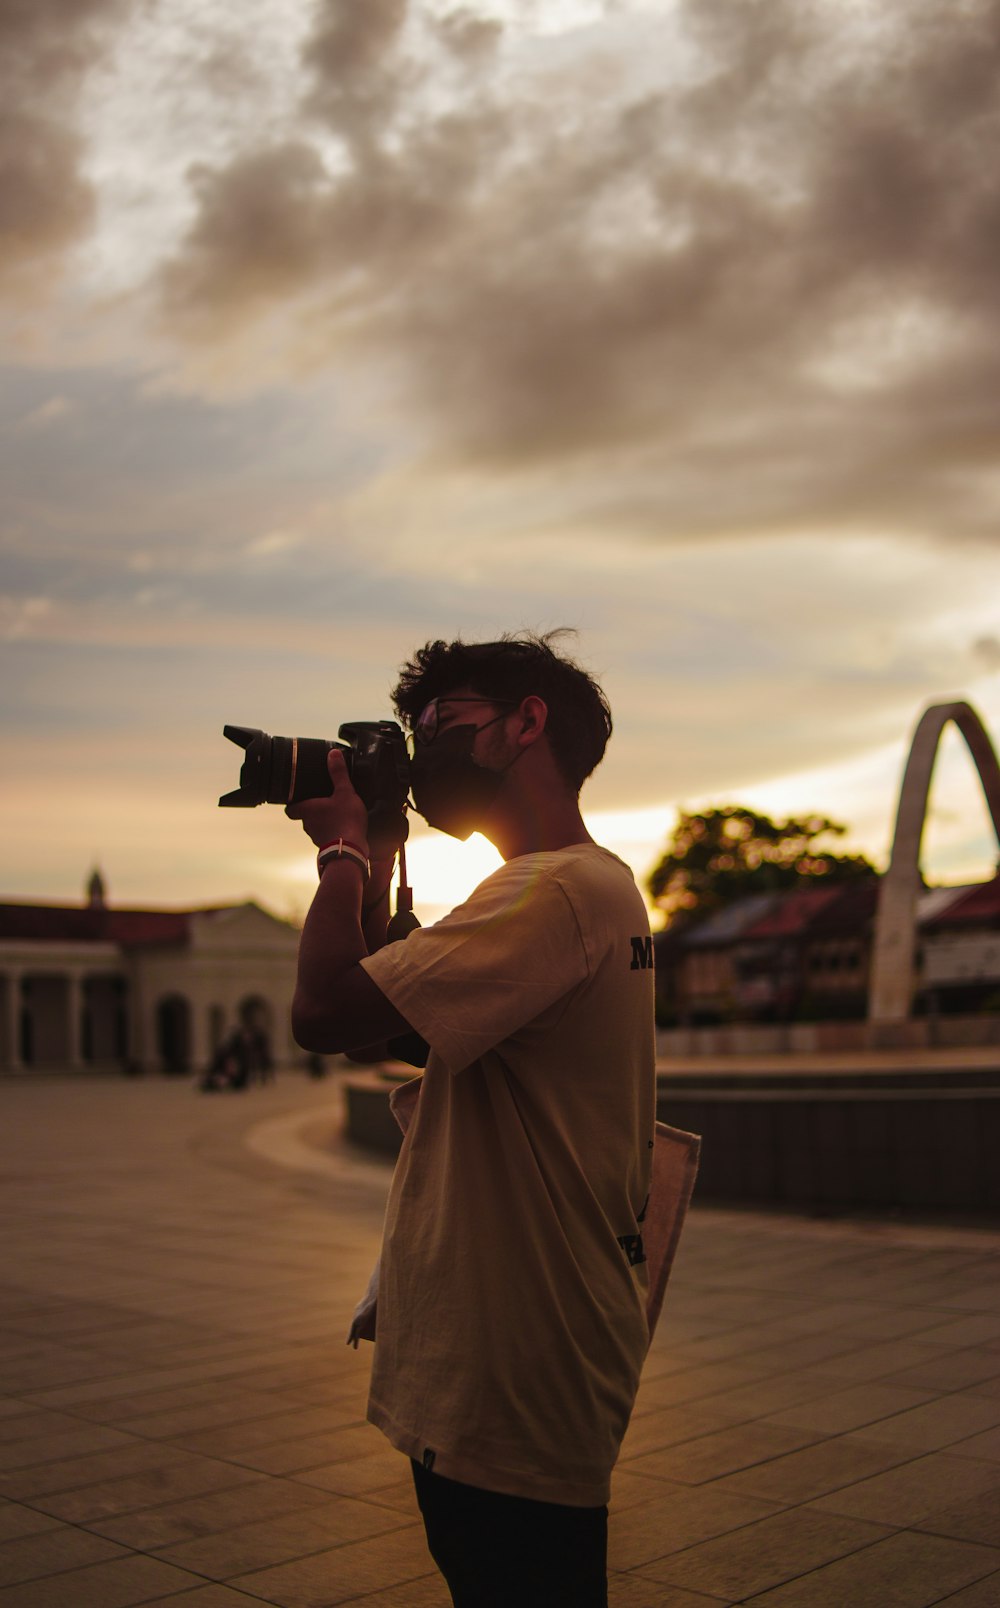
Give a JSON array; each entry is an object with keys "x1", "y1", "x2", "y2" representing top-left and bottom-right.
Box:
[{"x1": 219, "y1": 721, "x2": 411, "y2": 848}]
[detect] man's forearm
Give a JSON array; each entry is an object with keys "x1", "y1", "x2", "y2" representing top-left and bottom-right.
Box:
[
  {"x1": 359, "y1": 857, "x2": 395, "y2": 955},
  {"x1": 286, "y1": 751, "x2": 411, "y2": 1054},
  {"x1": 292, "y1": 859, "x2": 367, "y2": 1040},
  {"x1": 348, "y1": 858, "x2": 396, "y2": 1061},
  {"x1": 291, "y1": 855, "x2": 411, "y2": 1055}
]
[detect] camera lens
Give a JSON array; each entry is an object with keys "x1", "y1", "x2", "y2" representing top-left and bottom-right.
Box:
[{"x1": 219, "y1": 727, "x2": 339, "y2": 807}]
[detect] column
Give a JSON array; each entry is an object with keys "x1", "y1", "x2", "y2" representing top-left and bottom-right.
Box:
[
  {"x1": 126, "y1": 965, "x2": 151, "y2": 1073},
  {"x1": 190, "y1": 1001, "x2": 210, "y2": 1076},
  {"x1": 2, "y1": 972, "x2": 21, "y2": 1073},
  {"x1": 66, "y1": 973, "x2": 84, "y2": 1069}
]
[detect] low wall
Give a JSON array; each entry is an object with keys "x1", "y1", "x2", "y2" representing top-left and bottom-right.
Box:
[
  {"x1": 344, "y1": 1056, "x2": 1000, "y2": 1215},
  {"x1": 659, "y1": 1015, "x2": 1000, "y2": 1058},
  {"x1": 659, "y1": 1067, "x2": 1000, "y2": 1213}
]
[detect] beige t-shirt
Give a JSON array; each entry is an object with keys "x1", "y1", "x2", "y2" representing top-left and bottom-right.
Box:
[{"x1": 360, "y1": 843, "x2": 656, "y2": 1507}]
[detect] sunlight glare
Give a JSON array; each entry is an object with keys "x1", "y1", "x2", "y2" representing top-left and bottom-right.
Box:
[{"x1": 406, "y1": 831, "x2": 503, "y2": 919}]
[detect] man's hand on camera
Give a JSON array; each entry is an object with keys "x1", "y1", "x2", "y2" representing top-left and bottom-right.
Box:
[{"x1": 285, "y1": 748, "x2": 370, "y2": 851}]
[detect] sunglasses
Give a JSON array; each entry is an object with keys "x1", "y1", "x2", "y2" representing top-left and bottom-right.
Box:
[{"x1": 413, "y1": 696, "x2": 517, "y2": 747}]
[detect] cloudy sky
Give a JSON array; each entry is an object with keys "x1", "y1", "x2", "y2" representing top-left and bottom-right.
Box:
[{"x1": 3, "y1": 0, "x2": 1000, "y2": 926}]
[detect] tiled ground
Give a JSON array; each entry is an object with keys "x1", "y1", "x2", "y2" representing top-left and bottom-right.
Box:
[{"x1": 1, "y1": 1074, "x2": 1000, "y2": 1606}]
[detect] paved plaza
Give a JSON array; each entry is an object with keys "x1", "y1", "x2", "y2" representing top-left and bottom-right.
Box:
[{"x1": 1, "y1": 1074, "x2": 1000, "y2": 1607}]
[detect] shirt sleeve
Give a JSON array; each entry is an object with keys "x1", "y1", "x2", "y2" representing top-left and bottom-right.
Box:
[{"x1": 360, "y1": 858, "x2": 590, "y2": 1073}]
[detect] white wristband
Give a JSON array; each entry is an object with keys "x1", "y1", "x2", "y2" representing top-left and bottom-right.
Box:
[{"x1": 317, "y1": 839, "x2": 370, "y2": 881}]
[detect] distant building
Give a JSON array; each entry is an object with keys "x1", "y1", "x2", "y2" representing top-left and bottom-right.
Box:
[
  {"x1": 0, "y1": 875, "x2": 301, "y2": 1075},
  {"x1": 732, "y1": 884, "x2": 849, "y2": 1023},
  {"x1": 659, "y1": 893, "x2": 779, "y2": 1025},
  {"x1": 793, "y1": 881, "x2": 881, "y2": 1022},
  {"x1": 654, "y1": 875, "x2": 1000, "y2": 1027},
  {"x1": 920, "y1": 878, "x2": 1000, "y2": 1016}
]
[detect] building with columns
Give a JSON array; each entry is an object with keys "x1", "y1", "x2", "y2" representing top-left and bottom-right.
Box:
[{"x1": 0, "y1": 873, "x2": 302, "y2": 1076}]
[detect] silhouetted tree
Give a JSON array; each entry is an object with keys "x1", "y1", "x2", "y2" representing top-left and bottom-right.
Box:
[{"x1": 648, "y1": 806, "x2": 876, "y2": 928}]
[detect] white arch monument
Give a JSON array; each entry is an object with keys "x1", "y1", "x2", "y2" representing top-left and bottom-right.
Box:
[{"x1": 869, "y1": 700, "x2": 1000, "y2": 1022}]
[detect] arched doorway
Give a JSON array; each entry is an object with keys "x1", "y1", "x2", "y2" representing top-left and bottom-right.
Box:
[
  {"x1": 238, "y1": 994, "x2": 271, "y2": 1035},
  {"x1": 208, "y1": 1003, "x2": 227, "y2": 1059},
  {"x1": 156, "y1": 994, "x2": 192, "y2": 1073},
  {"x1": 20, "y1": 975, "x2": 73, "y2": 1067},
  {"x1": 83, "y1": 976, "x2": 128, "y2": 1065},
  {"x1": 237, "y1": 994, "x2": 274, "y2": 1083}
]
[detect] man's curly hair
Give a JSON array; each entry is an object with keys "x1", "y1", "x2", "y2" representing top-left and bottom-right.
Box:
[{"x1": 391, "y1": 631, "x2": 612, "y2": 793}]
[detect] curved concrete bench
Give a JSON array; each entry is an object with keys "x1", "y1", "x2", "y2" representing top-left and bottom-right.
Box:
[{"x1": 344, "y1": 1064, "x2": 418, "y2": 1156}]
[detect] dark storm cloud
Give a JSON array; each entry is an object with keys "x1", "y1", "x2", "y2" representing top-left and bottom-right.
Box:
[
  {"x1": 154, "y1": 0, "x2": 1000, "y2": 541},
  {"x1": 429, "y1": 9, "x2": 503, "y2": 61},
  {"x1": 303, "y1": 0, "x2": 408, "y2": 159},
  {"x1": 0, "y1": 0, "x2": 135, "y2": 284},
  {"x1": 160, "y1": 1, "x2": 501, "y2": 338}
]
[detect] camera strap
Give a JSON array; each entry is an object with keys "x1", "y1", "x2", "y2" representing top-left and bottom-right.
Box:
[{"x1": 387, "y1": 837, "x2": 421, "y2": 942}]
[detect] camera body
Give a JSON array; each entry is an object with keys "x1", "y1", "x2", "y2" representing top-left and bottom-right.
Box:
[{"x1": 219, "y1": 720, "x2": 410, "y2": 820}]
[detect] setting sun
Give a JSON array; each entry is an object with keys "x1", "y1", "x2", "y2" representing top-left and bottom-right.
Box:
[{"x1": 404, "y1": 832, "x2": 504, "y2": 925}]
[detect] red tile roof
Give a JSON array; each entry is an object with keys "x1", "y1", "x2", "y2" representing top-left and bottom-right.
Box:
[
  {"x1": 739, "y1": 884, "x2": 845, "y2": 941},
  {"x1": 0, "y1": 903, "x2": 190, "y2": 946},
  {"x1": 923, "y1": 876, "x2": 1000, "y2": 928},
  {"x1": 803, "y1": 879, "x2": 881, "y2": 937}
]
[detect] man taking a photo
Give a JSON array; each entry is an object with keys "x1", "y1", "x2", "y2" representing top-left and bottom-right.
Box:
[{"x1": 286, "y1": 632, "x2": 656, "y2": 1608}]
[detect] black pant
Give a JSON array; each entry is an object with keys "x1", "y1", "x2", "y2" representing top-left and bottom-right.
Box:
[{"x1": 410, "y1": 1460, "x2": 608, "y2": 1608}]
